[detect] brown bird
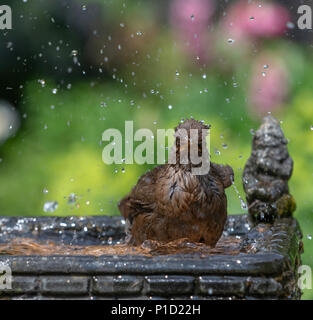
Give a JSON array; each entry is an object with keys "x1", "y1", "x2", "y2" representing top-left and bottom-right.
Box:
[{"x1": 118, "y1": 119, "x2": 234, "y2": 247}]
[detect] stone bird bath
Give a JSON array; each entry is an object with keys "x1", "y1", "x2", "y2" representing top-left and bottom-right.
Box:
[{"x1": 0, "y1": 116, "x2": 303, "y2": 300}]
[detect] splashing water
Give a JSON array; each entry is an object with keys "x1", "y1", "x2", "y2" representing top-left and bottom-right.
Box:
[
  {"x1": 67, "y1": 193, "x2": 77, "y2": 205},
  {"x1": 231, "y1": 180, "x2": 248, "y2": 211},
  {"x1": 43, "y1": 201, "x2": 59, "y2": 213}
]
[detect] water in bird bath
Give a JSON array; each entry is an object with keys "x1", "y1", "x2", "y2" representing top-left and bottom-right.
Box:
[
  {"x1": 0, "y1": 236, "x2": 242, "y2": 257},
  {"x1": 231, "y1": 180, "x2": 248, "y2": 211},
  {"x1": 0, "y1": 216, "x2": 246, "y2": 257}
]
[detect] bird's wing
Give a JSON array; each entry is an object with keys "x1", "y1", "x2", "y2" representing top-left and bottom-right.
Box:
[{"x1": 118, "y1": 166, "x2": 161, "y2": 223}]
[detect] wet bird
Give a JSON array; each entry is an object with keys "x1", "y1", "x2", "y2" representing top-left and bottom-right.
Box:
[{"x1": 118, "y1": 119, "x2": 234, "y2": 247}]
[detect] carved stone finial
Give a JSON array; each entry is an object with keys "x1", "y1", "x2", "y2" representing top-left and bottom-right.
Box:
[{"x1": 243, "y1": 115, "x2": 296, "y2": 223}]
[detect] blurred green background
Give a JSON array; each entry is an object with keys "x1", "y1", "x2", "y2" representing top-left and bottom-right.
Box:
[{"x1": 0, "y1": 0, "x2": 312, "y2": 299}]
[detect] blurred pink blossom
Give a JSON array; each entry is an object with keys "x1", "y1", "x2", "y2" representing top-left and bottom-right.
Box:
[
  {"x1": 170, "y1": 0, "x2": 215, "y2": 62},
  {"x1": 223, "y1": 1, "x2": 290, "y2": 40},
  {"x1": 249, "y1": 53, "x2": 289, "y2": 116}
]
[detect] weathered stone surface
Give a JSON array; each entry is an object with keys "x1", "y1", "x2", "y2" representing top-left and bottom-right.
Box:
[
  {"x1": 10, "y1": 276, "x2": 38, "y2": 294},
  {"x1": 91, "y1": 276, "x2": 114, "y2": 294},
  {"x1": 92, "y1": 275, "x2": 143, "y2": 295},
  {"x1": 243, "y1": 116, "x2": 296, "y2": 222},
  {"x1": 0, "y1": 214, "x2": 303, "y2": 300},
  {"x1": 198, "y1": 276, "x2": 246, "y2": 297},
  {"x1": 40, "y1": 276, "x2": 89, "y2": 295},
  {"x1": 113, "y1": 275, "x2": 144, "y2": 294},
  {"x1": 0, "y1": 253, "x2": 288, "y2": 276},
  {"x1": 145, "y1": 275, "x2": 195, "y2": 295},
  {"x1": 248, "y1": 278, "x2": 283, "y2": 296}
]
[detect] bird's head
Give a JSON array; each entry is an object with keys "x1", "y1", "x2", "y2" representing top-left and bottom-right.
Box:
[
  {"x1": 170, "y1": 119, "x2": 211, "y2": 170},
  {"x1": 174, "y1": 118, "x2": 210, "y2": 153}
]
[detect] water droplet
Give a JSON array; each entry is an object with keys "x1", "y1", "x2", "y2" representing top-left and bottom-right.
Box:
[
  {"x1": 307, "y1": 235, "x2": 312, "y2": 240},
  {"x1": 168, "y1": 105, "x2": 173, "y2": 110},
  {"x1": 175, "y1": 71, "x2": 180, "y2": 76},
  {"x1": 43, "y1": 188, "x2": 49, "y2": 194},
  {"x1": 249, "y1": 16, "x2": 255, "y2": 20},
  {"x1": 121, "y1": 167, "x2": 126, "y2": 173},
  {"x1": 43, "y1": 201, "x2": 59, "y2": 213},
  {"x1": 114, "y1": 168, "x2": 118, "y2": 174},
  {"x1": 227, "y1": 38, "x2": 235, "y2": 44},
  {"x1": 202, "y1": 74, "x2": 207, "y2": 79},
  {"x1": 250, "y1": 129, "x2": 255, "y2": 135},
  {"x1": 222, "y1": 143, "x2": 228, "y2": 149},
  {"x1": 225, "y1": 98, "x2": 230, "y2": 104},
  {"x1": 100, "y1": 101, "x2": 107, "y2": 108},
  {"x1": 190, "y1": 14, "x2": 195, "y2": 21},
  {"x1": 214, "y1": 149, "x2": 221, "y2": 156},
  {"x1": 264, "y1": 64, "x2": 269, "y2": 69},
  {"x1": 208, "y1": 288, "x2": 213, "y2": 295},
  {"x1": 261, "y1": 72, "x2": 266, "y2": 77},
  {"x1": 232, "y1": 181, "x2": 248, "y2": 211},
  {"x1": 286, "y1": 21, "x2": 295, "y2": 29},
  {"x1": 52, "y1": 88, "x2": 58, "y2": 94},
  {"x1": 67, "y1": 193, "x2": 77, "y2": 205},
  {"x1": 86, "y1": 200, "x2": 90, "y2": 206},
  {"x1": 240, "y1": 201, "x2": 248, "y2": 210},
  {"x1": 38, "y1": 79, "x2": 46, "y2": 87},
  {"x1": 310, "y1": 125, "x2": 313, "y2": 131},
  {"x1": 82, "y1": 5, "x2": 87, "y2": 11},
  {"x1": 71, "y1": 50, "x2": 78, "y2": 57}
]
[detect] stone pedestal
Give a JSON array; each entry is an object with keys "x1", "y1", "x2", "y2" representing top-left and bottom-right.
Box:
[{"x1": 0, "y1": 215, "x2": 303, "y2": 300}]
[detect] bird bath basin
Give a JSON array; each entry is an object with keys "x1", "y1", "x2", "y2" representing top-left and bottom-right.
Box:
[{"x1": 0, "y1": 214, "x2": 303, "y2": 300}]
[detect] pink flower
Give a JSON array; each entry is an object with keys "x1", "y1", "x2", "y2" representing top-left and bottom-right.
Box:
[
  {"x1": 170, "y1": 0, "x2": 215, "y2": 62},
  {"x1": 248, "y1": 53, "x2": 289, "y2": 116},
  {"x1": 223, "y1": 1, "x2": 290, "y2": 40}
]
